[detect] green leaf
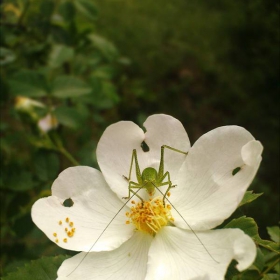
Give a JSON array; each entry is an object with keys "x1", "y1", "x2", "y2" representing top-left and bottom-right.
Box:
[
  {"x1": 267, "y1": 226, "x2": 280, "y2": 243},
  {"x1": 264, "y1": 252, "x2": 279, "y2": 264},
  {"x1": 258, "y1": 240, "x2": 280, "y2": 254},
  {"x1": 239, "y1": 191, "x2": 263, "y2": 207},
  {"x1": 2, "y1": 170, "x2": 34, "y2": 192},
  {"x1": 235, "y1": 270, "x2": 261, "y2": 280},
  {"x1": 51, "y1": 76, "x2": 91, "y2": 98},
  {"x1": 39, "y1": 1, "x2": 55, "y2": 19},
  {"x1": 251, "y1": 248, "x2": 265, "y2": 273},
  {"x1": 53, "y1": 106, "x2": 85, "y2": 129},
  {"x1": 48, "y1": 45, "x2": 74, "y2": 69},
  {"x1": 28, "y1": 134, "x2": 57, "y2": 151},
  {"x1": 8, "y1": 70, "x2": 48, "y2": 97},
  {"x1": 86, "y1": 78, "x2": 119, "y2": 109},
  {"x1": 225, "y1": 216, "x2": 280, "y2": 253},
  {"x1": 274, "y1": 257, "x2": 280, "y2": 274},
  {"x1": 74, "y1": 0, "x2": 98, "y2": 21},
  {"x1": 88, "y1": 34, "x2": 119, "y2": 61},
  {"x1": 102, "y1": 81, "x2": 119, "y2": 103},
  {"x1": 118, "y1": 57, "x2": 131, "y2": 65},
  {"x1": 92, "y1": 65, "x2": 116, "y2": 79},
  {"x1": 0, "y1": 47, "x2": 16, "y2": 65},
  {"x1": 261, "y1": 274, "x2": 280, "y2": 280},
  {"x1": 225, "y1": 260, "x2": 239, "y2": 279},
  {"x1": 59, "y1": 1, "x2": 76, "y2": 21},
  {"x1": 2, "y1": 255, "x2": 68, "y2": 280},
  {"x1": 34, "y1": 151, "x2": 60, "y2": 182},
  {"x1": 224, "y1": 216, "x2": 259, "y2": 238}
]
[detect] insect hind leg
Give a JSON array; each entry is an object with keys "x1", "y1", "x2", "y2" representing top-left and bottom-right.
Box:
[
  {"x1": 156, "y1": 171, "x2": 176, "y2": 206},
  {"x1": 162, "y1": 145, "x2": 188, "y2": 155}
]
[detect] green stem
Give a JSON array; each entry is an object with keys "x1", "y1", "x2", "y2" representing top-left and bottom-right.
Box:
[
  {"x1": 258, "y1": 258, "x2": 280, "y2": 279},
  {"x1": 47, "y1": 133, "x2": 80, "y2": 166},
  {"x1": 17, "y1": 0, "x2": 30, "y2": 27},
  {"x1": 59, "y1": 147, "x2": 80, "y2": 166}
]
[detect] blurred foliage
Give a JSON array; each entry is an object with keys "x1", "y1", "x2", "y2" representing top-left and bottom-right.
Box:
[
  {"x1": 0, "y1": 0, "x2": 279, "y2": 279},
  {"x1": 1, "y1": 0, "x2": 128, "y2": 276},
  {"x1": 95, "y1": 0, "x2": 279, "y2": 236}
]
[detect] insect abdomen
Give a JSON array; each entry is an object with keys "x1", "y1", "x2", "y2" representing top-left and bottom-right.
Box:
[{"x1": 142, "y1": 167, "x2": 157, "y2": 195}]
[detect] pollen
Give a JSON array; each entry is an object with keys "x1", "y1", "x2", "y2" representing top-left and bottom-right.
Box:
[
  {"x1": 67, "y1": 231, "x2": 74, "y2": 237},
  {"x1": 55, "y1": 218, "x2": 77, "y2": 243},
  {"x1": 126, "y1": 197, "x2": 174, "y2": 235}
]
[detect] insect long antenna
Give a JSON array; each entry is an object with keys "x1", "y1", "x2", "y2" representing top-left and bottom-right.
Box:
[
  {"x1": 67, "y1": 189, "x2": 142, "y2": 277},
  {"x1": 154, "y1": 185, "x2": 219, "y2": 264}
]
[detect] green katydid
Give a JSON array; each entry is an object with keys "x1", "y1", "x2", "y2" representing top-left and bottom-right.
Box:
[
  {"x1": 68, "y1": 144, "x2": 217, "y2": 276},
  {"x1": 122, "y1": 145, "x2": 188, "y2": 206},
  {"x1": 121, "y1": 144, "x2": 218, "y2": 263}
]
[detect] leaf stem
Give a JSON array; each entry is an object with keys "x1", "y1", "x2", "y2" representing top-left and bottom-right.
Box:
[
  {"x1": 49, "y1": 132, "x2": 80, "y2": 166},
  {"x1": 17, "y1": 0, "x2": 30, "y2": 27},
  {"x1": 258, "y1": 257, "x2": 280, "y2": 279},
  {"x1": 59, "y1": 147, "x2": 80, "y2": 166}
]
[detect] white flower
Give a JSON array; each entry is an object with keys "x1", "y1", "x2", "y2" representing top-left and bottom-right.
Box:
[
  {"x1": 38, "y1": 113, "x2": 58, "y2": 132},
  {"x1": 31, "y1": 114, "x2": 263, "y2": 280}
]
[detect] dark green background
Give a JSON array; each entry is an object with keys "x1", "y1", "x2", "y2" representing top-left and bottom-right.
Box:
[{"x1": 1, "y1": 0, "x2": 279, "y2": 277}]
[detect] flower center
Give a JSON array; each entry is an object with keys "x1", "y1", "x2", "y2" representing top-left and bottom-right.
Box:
[{"x1": 125, "y1": 197, "x2": 174, "y2": 235}]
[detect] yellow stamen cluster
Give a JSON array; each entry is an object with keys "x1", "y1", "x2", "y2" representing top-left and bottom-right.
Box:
[
  {"x1": 125, "y1": 197, "x2": 174, "y2": 235},
  {"x1": 54, "y1": 217, "x2": 76, "y2": 243}
]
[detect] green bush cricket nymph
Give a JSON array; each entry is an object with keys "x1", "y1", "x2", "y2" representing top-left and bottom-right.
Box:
[
  {"x1": 122, "y1": 145, "x2": 187, "y2": 206},
  {"x1": 68, "y1": 144, "x2": 218, "y2": 276}
]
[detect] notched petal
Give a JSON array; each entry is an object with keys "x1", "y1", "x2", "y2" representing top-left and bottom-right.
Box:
[
  {"x1": 31, "y1": 167, "x2": 134, "y2": 252},
  {"x1": 172, "y1": 126, "x2": 263, "y2": 231},
  {"x1": 241, "y1": 140, "x2": 263, "y2": 166},
  {"x1": 232, "y1": 230, "x2": 257, "y2": 271},
  {"x1": 97, "y1": 114, "x2": 190, "y2": 199}
]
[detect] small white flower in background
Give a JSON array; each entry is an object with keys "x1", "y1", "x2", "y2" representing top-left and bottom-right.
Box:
[
  {"x1": 31, "y1": 114, "x2": 263, "y2": 280},
  {"x1": 38, "y1": 113, "x2": 58, "y2": 132},
  {"x1": 15, "y1": 96, "x2": 45, "y2": 111}
]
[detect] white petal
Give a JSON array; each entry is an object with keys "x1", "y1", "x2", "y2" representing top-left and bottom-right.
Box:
[
  {"x1": 145, "y1": 227, "x2": 256, "y2": 280},
  {"x1": 57, "y1": 232, "x2": 153, "y2": 280},
  {"x1": 143, "y1": 114, "x2": 191, "y2": 179},
  {"x1": 170, "y1": 126, "x2": 263, "y2": 230},
  {"x1": 241, "y1": 140, "x2": 263, "y2": 166},
  {"x1": 97, "y1": 114, "x2": 190, "y2": 199},
  {"x1": 31, "y1": 166, "x2": 134, "y2": 251}
]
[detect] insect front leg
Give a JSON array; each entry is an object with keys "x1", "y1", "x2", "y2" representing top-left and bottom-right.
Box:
[
  {"x1": 123, "y1": 181, "x2": 144, "y2": 204},
  {"x1": 123, "y1": 149, "x2": 144, "y2": 203},
  {"x1": 123, "y1": 149, "x2": 142, "y2": 183}
]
